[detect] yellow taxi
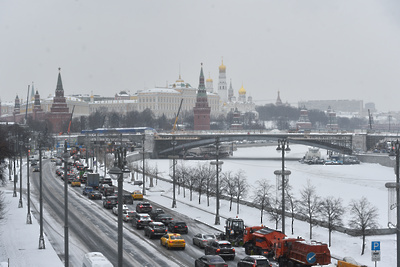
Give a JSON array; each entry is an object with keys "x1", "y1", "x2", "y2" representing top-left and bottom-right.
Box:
[
  {"x1": 131, "y1": 190, "x2": 143, "y2": 200},
  {"x1": 71, "y1": 179, "x2": 81, "y2": 187},
  {"x1": 160, "y1": 233, "x2": 185, "y2": 250}
]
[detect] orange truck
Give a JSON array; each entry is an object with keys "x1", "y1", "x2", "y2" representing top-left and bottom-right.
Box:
[{"x1": 243, "y1": 226, "x2": 331, "y2": 267}]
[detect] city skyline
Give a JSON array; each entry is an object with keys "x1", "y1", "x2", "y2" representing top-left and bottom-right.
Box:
[{"x1": 1, "y1": 0, "x2": 400, "y2": 111}]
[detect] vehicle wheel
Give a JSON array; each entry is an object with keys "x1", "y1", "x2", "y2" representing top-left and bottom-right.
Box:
[
  {"x1": 160, "y1": 240, "x2": 163, "y2": 246},
  {"x1": 181, "y1": 247, "x2": 185, "y2": 250},
  {"x1": 166, "y1": 244, "x2": 170, "y2": 250}
]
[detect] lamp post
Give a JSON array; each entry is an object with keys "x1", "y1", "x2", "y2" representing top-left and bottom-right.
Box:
[
  {"x1": 169, "y1": 136, "x2": 178, "y2": 208},
  {"x1": 38, "y1": 139, "x2": 45, "y2": 249},
  {"x1": 276, "y1": 139, "x2": 291, "y2": 235},
  {"x1": 13, "y1": 134, "x2": 18, "y2": 197},
  {"x1": 18, "y1": 141, "x2": 23, "y2": 208},
  {"x1": 141, "y1": 133, "x2": 146, "y2": 196},
  {"x1": 62, "y1": 140, "x2": 69, "y2": 263},
  {"x1": 210, "y1": 137, "x2": 223, "y2": 225},
  {"x1": 388, "y1": 140, "x2": 400, "y2": 267},
  {"x1": 26, "y1": 141, "x2": 32, "y2": 224},
  {"x1": 109, "y1": 147, "x2": 130, "y2": 267}
]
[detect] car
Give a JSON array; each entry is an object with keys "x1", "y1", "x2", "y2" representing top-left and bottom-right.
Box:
[
  {"x1": 168, "y1": 221, "x2": 188, "y2": 234},
  {"x1": 136, "y1": 202, "x2": 152, "y2": 213},
  {"x1": 193, "y1": 233, "x2": 218, "y2": 248},
  {"x1": 101, "y1": 177, "x2": 113, "y2": 186},
  {"x1": 103, "y1": 196, "x2": 118, "y2": 209},
  {"x1": 154, "y1": 213, "x2": 173, "y2": 225},
  {"x1": 88, "y1": 191, "x2": 102, "y2": 200},
  {"x1": 82, "y1": 186, "x2": 94, "y2": 196},
  {"x1": 131, "y1": 190, "x2": 143, "y2": 200},
  {"x1": 33, "y1": 166, "x2": 40, "y2": 172},
  {"x1": 237, "y1": 255, "x2": 272, "y2": 267},
  {"x1": 112, "y1": 204, "x2": 128, "y2": 216},
  {"x1": 195, "y1": 255, "x2": 228, "y2": 267},
  {"x1": 100, "y1": 184, "x2": 115, "y2": 197},
  {"x1": 123, "y1": 211, "x2": 136, "y2": 222},
  {"x1": 71, "y1": 179, "x2": 81, "y2": 187},
  {"x1": 205, "y1": 240, "x2": 235, "y2": 261},
  {"x1": 149, "y1": 208, "x2": 164, "y2": 220},
  {"x1": 122, "y1": 193, "x2": 133, "y2": 204},
  {"x1": 31, "y1": 160, "x2": 38, "y2": 166},
  {"x1": 144, "y1": 222, "x2": 167, "y2": 238},
  {"x1": 160, "y1": 233, "x2": 185, "y2": 250},
  {"x1": 132, "y1": 213, "x2": 152, "y2": 229}
]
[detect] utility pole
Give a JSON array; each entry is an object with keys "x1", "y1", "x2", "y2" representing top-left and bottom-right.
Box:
[
  {"x1": 26, "y1": 141, "x2": 32, "y2": 224},
  {"x1": 63, "y1": 140, "x2": 69, "y2": 265},
  {"x1": 18, "y1": 141, "x2": 23, "y2": 208},
  {"x1": 142, "y1": 133, "x2": 146, "y2": 195},
  {"x1": 38, "y1": 139, "x2": 45, "y2": 249}
]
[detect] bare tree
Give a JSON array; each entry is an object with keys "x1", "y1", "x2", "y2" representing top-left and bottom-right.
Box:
[
  {"x1": 253, "y1": 179, "x2": 273, "y2": 224},
  {"x1": 221, "y1": 171, "x2": 236, "y2": 211},
  {"x1": 298, "y1": 180, "x2": 321, "y2": 239},
  {"x1": 349, "y1": 197, "x2": 379, "y2": 255},
  {"x1": 183, "y1": 166, "x2": 197, "y2": 202},
  {"x1": 320, "y1": 196, "x2": 345, "y2": 247},
  {"x1": 234, "y1": 170, "x2": 248, "y2": 214},
  {"x1": 194, "y1": 163, "x2": 210, "y2": 204},
  {"x1": 267, "y1": 192, "x2": 282, "y2": 230},
  {"x1": 285, "y1": 186, "x2": 297, "y2": 235}
]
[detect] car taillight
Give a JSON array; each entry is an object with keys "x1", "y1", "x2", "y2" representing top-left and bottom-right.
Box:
[
  {"x1": 151, "y1": 230, "x2": 154, "y2": 233},
  {"x1": 174, "y1": 226, "x2": 178, "y2": 228},
  {"x1": 165, "y1": 229, "x2": 168, "y2": 232},
  {"x1": 184, "y1": 226, "x2": 187, "y2": 228},
  {"x1": 216, "y1": 249, "x2": 220, "y2": 253},
  {"x1": 232, "y1": 248, "x2": 235, "y2": 252},
  {"x1": 138, "y1": 220, "x2": 141, "y2": 222},
  {"x1": 169, "y1": 240, "x2": 173, "y2": 243}
]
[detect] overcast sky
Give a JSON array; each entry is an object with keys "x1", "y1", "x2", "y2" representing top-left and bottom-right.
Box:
[{"x1": 1, "y1": 0, "x2": 400, "y2": 112}]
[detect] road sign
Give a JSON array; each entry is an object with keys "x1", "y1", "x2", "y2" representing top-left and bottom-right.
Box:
[
  {"x1": 306, "y1": 252, "x2": 316, "y2": 264},
  {"x1": 371, "y1": 241, "x2": 380, "y2": 251},
  {"x1": 371, "y1": 250, "x2": 381, "y2": 261}
]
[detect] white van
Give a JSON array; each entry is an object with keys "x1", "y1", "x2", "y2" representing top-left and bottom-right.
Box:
[{"x1": 82, "y1": 252, "x2": 113, "y2": 267}]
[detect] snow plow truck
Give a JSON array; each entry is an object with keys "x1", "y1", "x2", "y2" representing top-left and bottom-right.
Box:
[{"x1": 243, "y1": 226, "x2": 331, "y2": 267}]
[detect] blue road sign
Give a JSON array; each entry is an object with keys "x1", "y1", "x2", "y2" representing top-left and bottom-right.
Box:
[
  {"x1": 306, "y1": 252, "x2": 316, "y2": 264},
  {"x1": 371, "y1": 241, "x2": 380, "y2": 251}
]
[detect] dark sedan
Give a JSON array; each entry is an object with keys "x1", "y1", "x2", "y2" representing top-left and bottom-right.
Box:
[
  {"x1": 205, "y1": 240, "x2": 235, "y2": 261},
  {"x1": 195, "y1": 255, "x2": 228, "y2": 267},
  {"x1": 237, "y1": 255, "x2": 272, "y2": 267},
  {"x1": 168, "y1": 221, "x2": 188, "y2": 234},
  {"x1": 88, "y1": 191, "x2": 102, "y2": 200},
  {"x1": 154, "y1": 213, "x2": 173, "y2": 225}
]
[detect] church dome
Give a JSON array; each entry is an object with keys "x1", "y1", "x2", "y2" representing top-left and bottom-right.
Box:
[
  {"x1": 176, "y1": 74, "x2": 184, "y2": 83},
  {"x1": 206, "y1": 78, "x2": 213, "y2": 82},
  {"x1": 239, "y1": 84, "x2": 246, "y2": 95},
  {"x1": 219, "y1": 60, "x2": 226, "y2": 71}
]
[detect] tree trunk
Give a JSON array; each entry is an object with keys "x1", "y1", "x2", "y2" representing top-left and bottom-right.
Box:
[
  {"x1": 329, "y1": 229, "x2": 332, "y2": 247},
  {"x1": 361, "y1": 233, "x2": 366, "y2": 255},
  {"x1": 190, "y1": 187, "x2": 193, "y2": 201},
  {"x1": 309, "y1": 218, "x2": 313, "y2": 239},
  {"x1": 291, "y1": 214, "x2": 294, "y2": 235},
  {"x1": 260, "y1": 206, "x2": 264, "y2": 224},
  {"x1": 229, "y1": 196, "x2": 233, "y2": 211},
  {"x1": 237, "y1": 196, "x2": 240, "y2": 214}
]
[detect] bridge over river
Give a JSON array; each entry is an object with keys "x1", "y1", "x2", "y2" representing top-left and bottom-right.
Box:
[{"x1": 71, "y1": 129, "x2": 398, "y2": 159}]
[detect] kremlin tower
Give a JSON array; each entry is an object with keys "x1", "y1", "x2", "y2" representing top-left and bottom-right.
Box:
[
  {"x1": 193, "y1": 63, "x2": 211, "y2": 130},
  {"x1": 218, "y1": 59, "x2": 227, "y2": 104}
]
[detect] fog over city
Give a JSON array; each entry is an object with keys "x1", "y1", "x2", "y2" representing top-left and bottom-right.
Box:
[{"x1": 1, "y1": 0, "x2": 400, "y2": 111}]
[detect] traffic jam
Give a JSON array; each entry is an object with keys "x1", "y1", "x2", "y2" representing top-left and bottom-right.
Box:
[{"x1": 51, "y1": 153, "x2": 331, "y2": 267}]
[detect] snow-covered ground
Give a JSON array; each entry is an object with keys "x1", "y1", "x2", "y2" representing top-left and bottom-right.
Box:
[{"x1": 0, "y1": 144, "x2": 396, "y2": 266}]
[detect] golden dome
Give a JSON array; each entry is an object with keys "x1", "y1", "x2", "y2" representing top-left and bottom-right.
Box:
[
  {"x1": 206, "y1": 72, "x2": 213, "y2": 82},
  {"x1": 239, "y1": 84, "x2": 246, "y2": 95},
  {"x1": 176, "y1": 74, "x2": 184, "y2": 83},
  {"x1": 219, "y1": 59, "x2": 226, "y2": 71}
]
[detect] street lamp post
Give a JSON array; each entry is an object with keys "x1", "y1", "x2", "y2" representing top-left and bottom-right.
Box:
[
  {"x1": 63, "y1": 140, "x2": 69, "y2": 264},
  {"x1": 276, "y1": 139, "x2": 291, "y2": 235},
  {"x1": 141, "y1": 133, "x2": 146, "y2": 195},
  {"x1": 169, "y1": 136, "x2": 178, "y2": 208},
  {"x1": 18, "y1": 141, "x2": 23, "y2": 208},
  {"x1": 38, "y1": 142, "x2": 45, "y2": 249},
  {"x1": 13, "y1": 134, "x2": 18, "y2": 197},
  {"x1": 26, "y1": 141, "x2": 32, "y2": 224},
  {"x1": 210, "y1": 137, "x2": 223, "y2": 225},
  {"x1": 109, "y1": 147, "x2": 130, "y2": 267},
  {"x1": 388, "y1": 140, "x2": 400, "y2": 267}
]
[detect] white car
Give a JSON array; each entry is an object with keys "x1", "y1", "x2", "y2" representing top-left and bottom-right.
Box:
[{"x1": 112, "y1": 204, "x2": 128, "y2": 216}]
